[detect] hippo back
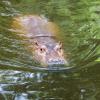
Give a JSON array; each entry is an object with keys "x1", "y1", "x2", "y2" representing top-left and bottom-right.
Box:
[{"x1": 12, "y1": 15, "x2": 59, "y2": 38}]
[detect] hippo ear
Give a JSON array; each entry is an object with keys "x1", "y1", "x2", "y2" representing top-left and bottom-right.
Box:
[
  {"x1": 56, "y1": 41, "x2": 62, "y2": 48},
  {"x1": 33, "y1": 40, "x2": 47, "y2": 49},
  {"x1": 58, "y1": 41, "x2": 62, "y2": 47},
  {"x1": 33, "y1": 40, "x2": 39, "y2": 46},
  {"x1": 55, "y1": 41, "x2": 62, "y2": 50},
  {"x1": 33, "y1": 41, "x2": 40, "y2": 49}
]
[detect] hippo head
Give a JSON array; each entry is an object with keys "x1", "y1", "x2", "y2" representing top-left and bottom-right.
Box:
[{"x1": 33, "y1": 41, "x2": 67, "y2": 67}]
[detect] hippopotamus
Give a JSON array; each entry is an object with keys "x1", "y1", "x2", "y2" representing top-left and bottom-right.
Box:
[{"x1": 11, "y1": 15, "x2": 68, "y2": 67}]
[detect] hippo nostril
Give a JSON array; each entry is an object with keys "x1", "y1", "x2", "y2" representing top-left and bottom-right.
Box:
[{"x1": 48, "y1": 59, "x2": 65, "y2": 65}]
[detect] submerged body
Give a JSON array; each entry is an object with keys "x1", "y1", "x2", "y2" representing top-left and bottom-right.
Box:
[{"x1": 11, "y1": 15, "x2": 67, "y2": 66}]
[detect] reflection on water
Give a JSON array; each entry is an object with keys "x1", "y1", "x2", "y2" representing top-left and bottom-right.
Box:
[
  {"x1": 0, "y1": 0, "x2": 100, "y2": 100},
  {"x1": 0, "y1": 66, "x2": 100, "y2": 100}
]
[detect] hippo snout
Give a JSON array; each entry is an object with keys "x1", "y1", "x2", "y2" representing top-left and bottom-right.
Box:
[{"x1": 47, "y1": 59, "x2": 65, "y2": 65}]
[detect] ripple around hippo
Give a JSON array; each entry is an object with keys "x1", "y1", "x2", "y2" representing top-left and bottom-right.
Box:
[{"x1": 29, "y1": 66, "x2": 75, "y2": 72}]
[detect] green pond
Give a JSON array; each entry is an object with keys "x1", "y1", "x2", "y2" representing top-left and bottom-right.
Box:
[{"x1": 0, "y1": 0, "x2": 100, "y2": 100}]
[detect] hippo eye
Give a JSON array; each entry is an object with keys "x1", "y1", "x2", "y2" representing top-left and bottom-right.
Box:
[
  {"x1": 40, "y1": 48, "x2": 43, "y2": 51},
  {"x1": 40, "y1": 48, "x2": 46, "y2": 53},
  {"x1": 59, "y1": 47, "x2": 62, "y2": 50},
  {"x1": 58, "y1": 46, "x2": 62, "y2": 50}
]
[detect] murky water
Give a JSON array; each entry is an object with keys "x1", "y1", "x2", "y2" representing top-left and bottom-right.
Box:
[{"x1": 0, "y1": 0, "x2": 100, "y2": 100}]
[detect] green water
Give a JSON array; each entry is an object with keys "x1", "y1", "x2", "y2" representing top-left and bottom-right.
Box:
[{"x1": 0, "y1": 0, "x2": 100, "y2": 100}]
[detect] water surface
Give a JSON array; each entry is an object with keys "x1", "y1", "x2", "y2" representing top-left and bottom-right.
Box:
[{"x1": 0, "y1": 0, "x2": 100, "y2": 100}]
